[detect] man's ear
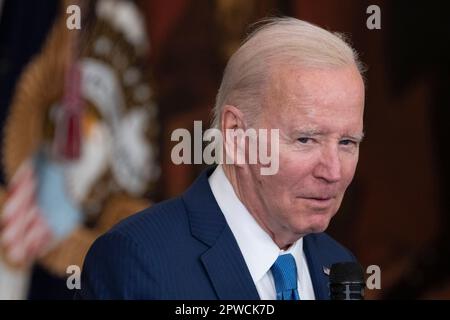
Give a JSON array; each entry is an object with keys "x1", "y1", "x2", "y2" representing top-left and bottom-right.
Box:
[
  {"x1": 221, "y1": 105, "x2": 246, "y2": 166},
  {"x1": 221, "y1": 105, "x2": 245, "y2": 132}
]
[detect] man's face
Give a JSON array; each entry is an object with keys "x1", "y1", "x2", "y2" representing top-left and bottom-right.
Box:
[{"x1": 246, "y1": 64, "x2": 365, "y2": 240}]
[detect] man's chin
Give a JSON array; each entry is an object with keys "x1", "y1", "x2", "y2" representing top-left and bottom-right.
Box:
[{"x1": 297, "y1": 214, "x2": 333, "y2": 235}]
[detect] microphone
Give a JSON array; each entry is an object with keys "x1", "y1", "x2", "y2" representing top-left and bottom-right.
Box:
[{"x1": 329, "y1": 262, "x2": 365, "y2": 300}]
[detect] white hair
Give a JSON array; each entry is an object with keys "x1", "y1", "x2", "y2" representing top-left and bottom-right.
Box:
[{"x1": 211, "y1": 17, "x2": 365, "y2": 129}]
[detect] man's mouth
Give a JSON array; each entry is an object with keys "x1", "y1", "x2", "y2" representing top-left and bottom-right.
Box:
[{"x1": 298, "y1": 195, "x2": 336, "y2": 209}]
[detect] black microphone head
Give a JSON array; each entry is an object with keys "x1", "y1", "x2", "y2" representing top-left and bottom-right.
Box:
[{"x1": 329, "y1": 262, "x2": 365, "y2": 300}]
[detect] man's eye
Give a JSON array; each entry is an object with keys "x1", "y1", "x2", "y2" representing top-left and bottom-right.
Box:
[
  {"x1": 339, "y1": 139, "x2": 356, "y2": 146},
  {"x1": 298, "y1": 137, "x2": 312, "y2": 144}
]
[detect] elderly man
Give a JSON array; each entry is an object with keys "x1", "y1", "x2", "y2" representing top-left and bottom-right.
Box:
[{"x1": 78, "y1": 17, "x2": 365, "y2": 300}]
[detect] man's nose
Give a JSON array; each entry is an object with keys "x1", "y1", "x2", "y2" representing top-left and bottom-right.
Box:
[{"x1": 313, "y1": 145, "x2": 342, "y2": 183}]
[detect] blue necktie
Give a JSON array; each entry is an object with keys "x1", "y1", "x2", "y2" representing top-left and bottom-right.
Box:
[{"x1": 271, "y1": 254, "x2": 300, "y2": 300}]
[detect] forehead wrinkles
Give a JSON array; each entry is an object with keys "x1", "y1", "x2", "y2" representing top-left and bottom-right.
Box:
[
  {"x1": 264, "y1": 65, "x2": 320, "y2": 119},
  {"x1": 261, "y1": 66, "x2": 364, "y2": 136},
  {"x1": 275, "y1": 65, "x2": 363, "y2": 112}
]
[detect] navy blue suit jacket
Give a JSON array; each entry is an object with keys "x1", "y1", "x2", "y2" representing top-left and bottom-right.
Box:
[{"x1": 78, "y1": 167, "x2": 356, "y2": 299}]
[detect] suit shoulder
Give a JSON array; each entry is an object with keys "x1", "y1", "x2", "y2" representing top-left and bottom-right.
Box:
[
  {"x1": 305, "y1": 232, "x2": 357, "y2": 262},
  {"x1": 108, "y1": 196, "x2": 189, "y2": 244},
  {"x1": 80, "y1": 222, "x2": 161, "y2": 299}
]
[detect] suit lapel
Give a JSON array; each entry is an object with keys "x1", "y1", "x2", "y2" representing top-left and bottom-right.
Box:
[
  {"x1": 182, "y1": 167, "x2": 260, "y2": 300},
  {"x1": 201, "y1": 227, "x2": 260, "y2": 299},
  {"x1": 303, "y1": 235, "x2": 330, "y2": 300}
]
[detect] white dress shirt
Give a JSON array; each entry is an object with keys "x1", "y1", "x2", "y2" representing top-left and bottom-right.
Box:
[{"x1": 208, "y1": 165, "x2": 316, "y2": 300}]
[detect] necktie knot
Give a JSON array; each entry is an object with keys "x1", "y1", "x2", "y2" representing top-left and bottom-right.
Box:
[{"x1": 271, "y1": 253, "x2": 300, "y2": 300}]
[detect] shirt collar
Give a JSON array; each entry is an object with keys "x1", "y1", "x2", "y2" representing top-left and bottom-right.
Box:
[{"x1": 208, "y1": 165, "x2": 303, "y2": 283}]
